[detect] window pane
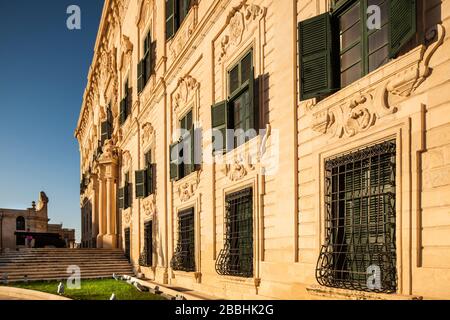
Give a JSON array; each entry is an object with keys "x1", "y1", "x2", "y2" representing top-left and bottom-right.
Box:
[
  {"x1": 367, "y1": 0, "x2": 388, "y2": 26},
  {"x1": 339, "y1": 3, "x2": 360, "y2": 32},
  {"x1": 340, "y1": 43, "x2": 362, "y2": 71},
  {"x1": 340, "y1": 21, "x2": 361, "y2": 50},
  {"x1": 241, "y1": 53, "x2": 252, "y2": 83},
  {"x1": 232, "y1": 90, "x2": 251, "y2": 147},
  {"x1": 369, "y1": 24, "x2": 388, "y2": 53},
  {"x1": 369, "y1": 45, "x2": 389, "y2": 72},
  {"x1": 341, "y1": 62, "x2": 361, "y2": 87},
  {"x1": 230, "y1": 66, "x2": 239, "y2": 94}
]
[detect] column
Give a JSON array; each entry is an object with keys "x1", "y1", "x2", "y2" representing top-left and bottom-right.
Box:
[
  {"x1": 96, "y1": 176, "x2": 105, "y2": 248},
  {"x1": 103, "y1": 175, "x2": 118, "y2": 248}
]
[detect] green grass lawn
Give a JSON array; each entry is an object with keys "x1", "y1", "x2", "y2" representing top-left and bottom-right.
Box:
[{"x1": 8, "y1": 278, "x2": 166, "y2": 300}]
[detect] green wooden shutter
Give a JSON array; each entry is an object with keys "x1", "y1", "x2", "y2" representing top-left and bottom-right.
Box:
[
  {"x1": 137, "y1": 60, "x2": 144, "y2": 93},
  {"x1": 135, "y1": 170, "x2": 147, "y2": 198},
  {"x1": 146, "y1": 164, "x2": 154, "y2": 195},
  {"x1": 186, "y1": 128, "x2": 195, "y2": 175},
  {"x1": 170, "y1": 142, "x2": 180, "y2": 181},
  {"x1": 299, "y1": 13, "x2": 337, "y2": 101},
  {"x1": 389, "y1": 0, "x2": 416, "y2": 57},
  {"x1": 120, "y1": 99, "x2": 126, "y2": 125},
  {"x1": 211, "y1": 101, "x2": 228, "y2": 154},
  {"x1": 101, "y1": 121, "x2": 110, "y2": 145},
  {"x1": 118, "y1": 187, "x2": 125, "y2": 209},
  {"x1": 145, "y1": 37, "x2": 152, "y2": 82},
  {"x1": 166, "y1": 0, "x2": 176, "y2": 40},
  {"x1": 249, "y1": 66, "x2": 258, "y2": 130}
]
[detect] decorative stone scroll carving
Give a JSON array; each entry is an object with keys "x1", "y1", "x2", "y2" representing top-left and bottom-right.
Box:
[
  {"x1": 311, "y1": 85, "x2": 396, "y2": 138},
  {"x1": 177, "y1": 172, "x2": 200, "y2": 202},
  {"x1": 173, "y1": 75, "x2": 199, "y2": 114},
  {"x1": 99, "y1": 139, "x2": 119, "y2": 162},
  {"x1": 218, "y1": 0, "x2": 267, "y2": 62},
  {"x1": 123, "y1": 209, "x2": 132, "y2": 225},
  {"x1": 142, "y1": 194, "x2": 156, "y2": 217},
  {"x1": 387, "y1": 24, "x2": 445, "y2": 97},
  {"x1": 141, "y1": 122, "x2": 155, "y2": 147},
  {"x1": 224, "y1": 154, "x2": 256, "y2": 182},
  {"x1": 122, "y1": 150, "x2": 132, "y2": 170},
  {"x1": 119, "y1": 35, "x2": 133, "y2": 69},
  {"x1": 310, "y1": 24, "x2": 445, "y2": 139}
]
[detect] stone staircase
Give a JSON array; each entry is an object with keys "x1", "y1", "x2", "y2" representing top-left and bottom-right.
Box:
[{"x1": 0, "y1": 248, "x2": 134, "y2": 282}]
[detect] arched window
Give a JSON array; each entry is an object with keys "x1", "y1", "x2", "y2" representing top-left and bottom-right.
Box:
[{"x1": 16, "y1": 216, "x2": 26, "y2": 230}]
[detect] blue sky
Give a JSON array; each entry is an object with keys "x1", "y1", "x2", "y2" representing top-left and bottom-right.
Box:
[{"x1": 0, "y1": 1, "x2": 104, "y2": 241}]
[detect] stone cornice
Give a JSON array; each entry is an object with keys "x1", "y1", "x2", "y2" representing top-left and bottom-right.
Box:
[{"x1": 75, "y1": 0, "x2": 128, "y2": 141}]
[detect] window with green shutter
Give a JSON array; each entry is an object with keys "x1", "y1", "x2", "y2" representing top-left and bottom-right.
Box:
[
  {"x1": 135, "y1": 170, "x2": 147, "y2": 198},
  {"x1": 122, "y1": 172, "x2": 132, "y2": 209},
  {"x1": 170, "y1": 142, "x2": 180, "y2": 181},
  {"x1": 135, "y1": 151, "x2": 155, "y2": 198},
  {"x1": 211, "y1": 100, "x2": 229, "y2": 155},
  {"x1": 299, "y1": 0, "x2": 417, "y2": 100},
  {"x1": 118, "y1": 187, "x2": 125, "y2": 210},
  {"x1": 120, "y1": 80, "x2": 132, "y2": 125},
  {"x1": 170, "y1": 110, "x2": 198, "y2": 182},
  {"x1": 165, "y1": 0, "x2": 193, "y2": 40},
  {"x1": 211, "y1": 49, "x2": 258, "y2": 154},
  {"x1": 100, "y1": 105, "x2": 113, "y2": 145},
  {"x1": 138, "y1": 31, "x2": 153, "y2": 94}
]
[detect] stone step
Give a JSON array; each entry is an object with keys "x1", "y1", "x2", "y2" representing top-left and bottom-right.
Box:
[
  {"x1": 2, "y1": 267, "x2": 133, "y2": 277},
  {"x1": 0, "y1": 248, "x2": 133, "y2": 282},
  {"x1": 5, "y1": 272, "x2": 134, "y2": 282},
  {"x1": 0, "y1": 264, "x2": 133, "y2": 272},
  {"x1": 0, "y1": 255, "x2": 126, "y2": 264}
]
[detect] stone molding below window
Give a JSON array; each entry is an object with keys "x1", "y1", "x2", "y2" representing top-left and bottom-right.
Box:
[
  {"x1": 175, "y1": 170, "x2": 201, "y2": 203},
  {"x1": 308, "y1": 24, "x2": 445, "y2": 139},
  {"x1": 142, "y1": 194, "x2": 156, "y2": 217},
  {"x1": 123, "y1": 208, "x2": 132, "y2": 226}
]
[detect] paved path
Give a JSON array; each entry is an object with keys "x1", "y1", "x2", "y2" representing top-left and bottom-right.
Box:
[{"x1": 0, "y1": 294, "x2": 23, "y2": 300}]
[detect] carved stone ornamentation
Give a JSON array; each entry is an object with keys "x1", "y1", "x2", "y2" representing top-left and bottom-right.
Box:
[
  {"x1": 310, "y1": 24, "x2": 445, "y2": 139},
  {"x1": 142, "y1": 195, "x2": 156, "y2": 217},
  {"x1": 123, "y1": 209, "x2": 132, "y2": 225},
  {"x1": 311, "y1": 85, "x2": 396, "y2": 138},
  {"x1": 224, "y1": 154, "x2": 255, "y2": 181},
  {"x1": 141, "y1": 122, "x2": 155, "y2": 147},
  {"x1": 122, "y1": 150, "x2": 131, "y2": 170},
  {"x1": 119, "y1": 35, "x2": 133, "y2": 69},
  {"x1": 387, "y1": 24, "x2": 445, "y2": 97},
  {"x1": 173, "y1": 75, "x2": 199, "y2": 114},
  {"x1": 177, "y1": 172, "x2": 200, "y2": 202},
  {"x1": 99, "y1": 139, "x2": 119, "y2": 162},
  {"x1": 218, "y1": 0, "x2": 267, "y2": 62}
]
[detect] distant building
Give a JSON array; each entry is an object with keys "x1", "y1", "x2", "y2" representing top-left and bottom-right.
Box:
[
  {"x1": 0, "y1": 192, "x2": 75, "y2": 250},
  {"x1": 48, "y1": 224, "x2": 76, "y2": 248}
]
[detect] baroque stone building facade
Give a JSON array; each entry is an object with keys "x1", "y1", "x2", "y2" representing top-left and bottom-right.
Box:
[
  {"x1": 0, "y1": 192, "x2": 75, "y2": 250},
  {"x1": 76, "y1": 0, "x2": 450, "y2": 299}
]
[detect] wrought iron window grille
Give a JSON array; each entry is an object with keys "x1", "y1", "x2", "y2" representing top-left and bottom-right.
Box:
[
  {"x1": 171, "y1": 209, "x2": 195, "y2": 272},
  {"x1": 316, "y1": 140, "x2": 397, "y2": 293},
  {"x1": 139, "y1": 221, "x2": 153, "y2": 267},
  {"x1": 216, "y1": 188, "x2": 254, "y2": 278}
]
